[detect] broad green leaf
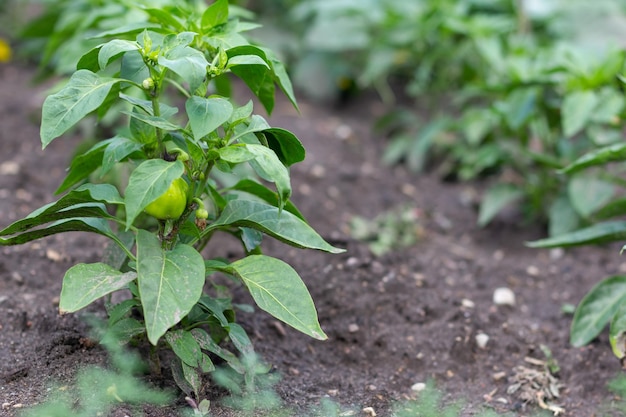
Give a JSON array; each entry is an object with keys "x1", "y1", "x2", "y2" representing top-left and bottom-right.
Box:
[
  {"x1": 594, "y1": 197, "x2": 626, "y2": 221},
  {"x1": 202, "y1": 0, "x2": 229, "y2": 30},
  {"x1": 230, "y1": 64, "x2": 275, "y2": 114},
  {"x1": 0, "y1": 218, "x2": 119, "y2": 246},
  {"x1": 559, "y1": 143, "x2": 626, "y2": 175},
  {"x1": 98, "y1": 39, "x2": 140, "y2": 70},
  {"x1": 124, "y1": 159, "x2": 185, "y2": 228},
  {"x1": 55, "y1": 140, "x2": 110, "y2": 193},
  {"x1": 499, "y1": 87, "x2": 538, "y2": 130},
  {"x1": 229, "y1": 255, "x2": 326, "y2": 340},
  {"x1": 136, "y1": 230, "x2": 205, "y2": 345},
  {"x1": 121, "y1": 110, "x2": 181, "y2": 132},
  {"x1": 59, "y1": 263, "x2": 137, "y2": 313},
  {"x1": 478, "y1": 184, "x2": 524, "y2": 227},
  {"x1": 207, "y1": 199, "x2": 344, "y2": 253},
  {"x1": 185, "y1": 96, "x2": 233, "y2": 140},
  {"x1": 101, "y1": 136, "x2": 144, "y2": 175},
  {"x1": 226, "y1": 45, "x2": 299, "y2": 112},
  {"x1": 548, "y1": 193, "x2": 581, "y2": 237},
  {"x1": 107, "y1": 298, "x2": 140, "y2": 326},
  {"x1": 165, "y1": 329, "x2": 203, "y2": 367},
  {"x1": 159, "y1": 45, "x2": 209, "y2": 92},
  {"x1": 90, "y1": 22, "x2": 161, "y2": 39},
  {"x1": 227, "y1": 55, "x2": 269, "y2": 69},
  {"x1": 120, "y1": 50, "x2": 150, "y2": 84},
  {"x1": 41, "y1": 70, "x2": 123, "y2": 147},
  {"x1": 562, "y1": 90, "x2": 599, "y2": 137},
  {"x1": 591, "y1": 88, "x2": 624, "y2": 124},
  {"x1": 527, "y1": 220, "x2": 626, "y2": 248},
  {"x1": 231, "y1": 114, "x2": 271, "y2": 142},
  {"x1": 191, "y1": 328, "x2": 244, "y2": 373},
  {"x1": 571, "y1": 276, "x2": 626, "y2": 347},
  {"x1": 0, "y1": 183, "x2": 122, "y2": 237},
  {"x1": 228, "y1": 179, "x2": 306, "y2": 221},
  {"x1": 105, "y1": 317, "x2": 146, "y2": 345},
  {"x1": 220, "y1": 144, "x2": 291, "y2": 208},
  {"x1": 610, "y1": 302, "x2": 626, "y2": 358},
  {"x1": 261, "y1": 128, "x2": 305, "y2": 166},
  {"x1": 142, "y1": 8, "x2": 185, "y2": 32},
  {"x1": 228, "y1": 322, "x2": 254, "y2": 356},
  {"x1": 119, "y1": 94, "x2": 178, "y2": 118},
  {"x1": 262, "y1": 47, "x2": 299, "y2": 111},
  {"x1": 568, "y1": 176, "x2": 614, "y2": 218}
]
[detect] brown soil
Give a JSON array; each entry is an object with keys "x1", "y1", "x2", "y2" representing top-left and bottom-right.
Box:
[{"x1": 1, "y1": 61, "x2": 625, "y2": 417}]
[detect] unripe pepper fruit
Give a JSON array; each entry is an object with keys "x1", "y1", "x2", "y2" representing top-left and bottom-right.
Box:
[{"x1": 144, "y1": 177, "x2": 189, "y2": 220}]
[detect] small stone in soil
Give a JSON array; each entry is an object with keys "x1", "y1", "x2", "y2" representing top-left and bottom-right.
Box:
[
  {"x1": 411, "y1": 382, "x2": 426, "y2": 392},
  {"x1": 476, "y1": 333, "x2": 489, "y2": 349},
  {"x1": 493, "y1": 287, "x2": 516, "y2": 306},
  {"x1": 362, "y1": 406, "x2": 376, "y2": 416},
  {"x1": 461, "y1": 298, "x2": 475, "y2": 309},
  {"x1": 348, "y1": 323, "x2": 359, "y2": 333}
]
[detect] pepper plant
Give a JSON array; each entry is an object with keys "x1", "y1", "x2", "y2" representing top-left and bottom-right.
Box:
[{"x1": 0, "y1": 0, "x2": 343, "y2": 406}]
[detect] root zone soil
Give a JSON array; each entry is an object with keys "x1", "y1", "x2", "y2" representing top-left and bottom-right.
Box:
[{"x1": 0, "y1": 62, "x2": 624, "y2": 416}]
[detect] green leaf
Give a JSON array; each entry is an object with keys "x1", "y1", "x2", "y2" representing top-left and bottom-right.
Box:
[
  {"x1": 165, "y1": 329, "x2": 203, "y2": 368},
  {"x1": 231, "y1": 114, "x2": 271, "y2": 142},
  {"x1": 185, "y1": 96, "x2": 233, "y2": 140},
  {"x1": 228, "y1": 179, "x2": 306, "y2": 221},
  {"x1": 526, "y1": 220, "x2": 626, "y2": 248},
  {"x1": 142, "y1": 8, "x2": 185, "y2": 32},
  {"x1": 41, "y1": 70, "x2": 123, "y2": 147},
  {"x1": 562, "y1": 90, "x2": 599, "y2": 137},
  {"x1": 202, "y1": 0, "x2": 229, "y2": 30},
  {"x1": 610, "y1": 302, "x2": 626, "y2": 359},
  {"x1": 220, "y1": 144, "x2": 291, "y2": 208},
  {"x1": 594, "y1": 197, "x2": 626, "y2": 221},
  {"x1": 227, "y1": 255, "x2": 326, "y2": 340},
  {"x1": 59, "y1": 263, "x2": 137, "y2": 313},
  {"x1": 136, "y1": 231, "x2": 205, "y2": 345},
  {"x1": 548, "y1": 193, "x2": 581, "y2": 237},
  {"x1": 159, "y1": 43, "x2": 209, "y2": 92},
  {"x1": 124, "y1": 159, "x2": 185, "y2": 228},
  {"x1": 121, "y1": 110, "x2": 181, "y2": 132},
  {"x1": 478, "y1": 184, "x2": 524, "y2": 227},
  {"x1": 568, "y1": 176, "x2": 614, "y2": 218},
  {"x1": 559, "y1": 143, "x2": 626, "y2": 175},
  {"x1": 55, "y1": 140, "x2": 109, "y2": 193},
  {"x1": 98, "y1": 39, "x2": 140, "y2": 70},
  {"x1": 0, "y1": 183, "x2": 122, "y2": 237},
  {"x1": 208, "y1": 199, "x2": 343, "y2": 253},
  {"x1": 0, "y1": 218, "x2": 118, "y2": 246},
  {"x1": 499, "y1": 87, "x2": 538, "y2": 130},
  {"x1": 191, "y1": 328, "x2": 244, "y2": 373},
  {"x1": 261, "y1": 128, "x2": 305, "y2": 167},
  {"x1": 227, "y1": 55, "x2": 269, "y2": 69},
  {"x1": 571, "y1": 276, "x2": 626, "y2": 347},
  {"x1": 101, "y1": 136, "x2": 143, "y2": 176}
]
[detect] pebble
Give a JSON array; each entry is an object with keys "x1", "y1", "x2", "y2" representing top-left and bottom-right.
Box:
[
  {"x1": 310, "y1": 164, "x2": 326, "y2": 178},
  {"x1": 461, "y1": 298, "x2": 475, "y2": 309},
  {"x1": 475, "y1": 333, "x2": 489, "y2": 349},
  {"x1": 348, "y1": 323, "x2": 360, "y2": 333},
  {"x1": 411, "y1": 382, "x2": 426, "y2": 392},
  {"x1": 346, "y1": 257, "x2": 361, "y2": 268},
  {"x1": 493, "y1": 371, "x2": 507, "y2": 381},
  {"x1": 0, "y1": 161, "x2": 20, "y2": 175},
  {"x1": 550, "y1": 248, "x2": 564, "y2": 260},
  {"x1": 493, "y1": 287, "x2": 516, "y2": 306},
  {"x1": 362, "y1": 407, "x2": 376, "y2": 416},
  {"x1": 526, "y1": 265, "x2": 540, "y2": 277}
]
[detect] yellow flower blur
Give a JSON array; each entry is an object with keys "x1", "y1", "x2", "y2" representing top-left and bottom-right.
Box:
[{"x1": 0, "y1": 39, "x2": 12, "y2": 63}]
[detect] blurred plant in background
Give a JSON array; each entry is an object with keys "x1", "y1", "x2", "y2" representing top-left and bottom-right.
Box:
[{"x1": 249, "y1": 0, "x2": 626, "y2": 236}]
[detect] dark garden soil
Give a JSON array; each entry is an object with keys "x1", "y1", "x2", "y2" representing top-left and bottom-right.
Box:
[{"x1": 1, "y1": 61, "x2": 626, "y2": 417}]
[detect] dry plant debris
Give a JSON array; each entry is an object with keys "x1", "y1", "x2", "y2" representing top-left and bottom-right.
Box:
[{"x1": 507, "y1": 357, "x2": 565, "y2": 416}]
